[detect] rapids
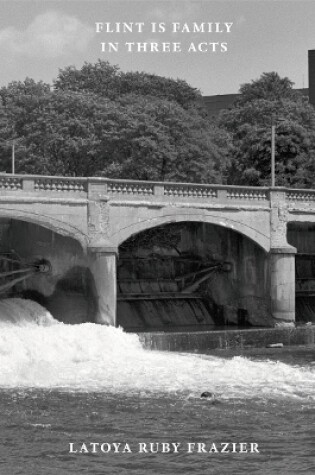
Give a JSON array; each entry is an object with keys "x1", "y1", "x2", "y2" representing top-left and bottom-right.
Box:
[{"x1": 0, "y1": 298, "x2": 314, "y2": 402}]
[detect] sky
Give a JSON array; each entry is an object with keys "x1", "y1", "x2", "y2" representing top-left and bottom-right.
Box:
[{"x1": 0, "y1": 0, "x2": 314, "y2": 96}]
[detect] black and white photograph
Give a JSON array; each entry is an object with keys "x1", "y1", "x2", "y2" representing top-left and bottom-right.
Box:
[{"x1": 0, "y1": 0, "x2": 314, "y2": 474}]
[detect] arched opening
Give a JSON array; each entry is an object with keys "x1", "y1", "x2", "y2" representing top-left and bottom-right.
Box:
[
  {"x1": 117, "y1": 221, "x2": 270, "y2": 332},
  {"x1": 287, "y1": 222, "x2": 315, "y2": 323},
  {"x1": 0, "y1": 218, "x2": 97, "y2": 324}
]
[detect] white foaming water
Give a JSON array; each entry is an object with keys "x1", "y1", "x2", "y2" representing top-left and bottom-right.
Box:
[
  {"x1": 0, "y1": 298, "x2": 56, "y2": 326},
  {"x1": 0, "y1": 298, "x2": 314, "y2": 401}
]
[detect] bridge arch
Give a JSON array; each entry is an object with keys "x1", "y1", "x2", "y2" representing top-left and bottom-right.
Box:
[
  {"x1": 116, "y1": 215, "x2": 271, "y2": 331},
  {"x1": 0, "y1": 214, "x2": 97, "y2": 325},
  {"x1": 112, "y1": 211, "x2": 270, "y2": 252},
  {"x1": 0, "y1": 207, "x2": 88, "y2": 249}
]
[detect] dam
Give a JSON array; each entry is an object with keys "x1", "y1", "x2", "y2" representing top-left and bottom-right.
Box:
[{"x1": 0, "y1": 173, "x2": 315, "y2": 331}]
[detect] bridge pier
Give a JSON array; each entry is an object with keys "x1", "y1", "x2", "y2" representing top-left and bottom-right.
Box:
[
  {"x1": 269, "y1": 190, "x2": 297, "y2": 323},
  {"x1": 270, "y1": 248, "x2": 296, "y2": 323},
  {"x1": 88, "y1": 242, "x2": 118, "y2": 326}
]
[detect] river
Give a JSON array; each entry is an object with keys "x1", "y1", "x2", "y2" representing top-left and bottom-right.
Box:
[{"x1": 0, "y1": 299, "x2": 314, "y2": 474}]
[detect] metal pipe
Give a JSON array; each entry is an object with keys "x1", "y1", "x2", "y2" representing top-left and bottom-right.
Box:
[
  {"x1": 0, "y1": 272, "x2": 35, "y2": 293},
  {"x1": 0, "y1": 267, "x2": 35, "y2": 278}
]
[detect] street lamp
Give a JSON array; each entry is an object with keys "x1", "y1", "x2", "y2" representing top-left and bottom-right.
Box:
[
  {"x1": 271, "y1": 118, "x2": 286, "y2": 187},
  {"x1": 12, "y1": 140, "x2": 15, "y2": 175},
  {"x1": 0, "y1": 138, "x2": 16, "y2": 174},
  {"x1": 271, "y1": 124, "x2": 276, "y2": 187}
]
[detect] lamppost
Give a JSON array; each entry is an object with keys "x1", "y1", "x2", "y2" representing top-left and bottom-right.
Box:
[
  {"x1": 271, "y1": 124, "x2": 276, "y2": 187},
  {"x1": 3, "y1": 139, "x2": 25, "y2": 175},
  {"x1": 0, "y1": 138, "x2": 16, "y2": 175},
  {"x1": 12, "y1": 140, "x2": 15, "y2": 175}
]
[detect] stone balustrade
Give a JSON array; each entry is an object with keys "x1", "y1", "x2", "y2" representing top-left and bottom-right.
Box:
[
  {"x1": 1, "y1": 173, "x2": 315, "y2": 207},
  {"x1": 286, "y1": 189, "x2": 315, "y2": 203},
  {"x1": 163, "y1": 183, "x2": 217, "y2": 198},
  {"x1": 107, "y1": 180, "x2": 154, "y2": 196},
  {"x1": 34, "y1": 177, "x2": 87, "y2": 193},
  {"x1": 0, "y1": 175, "x2": 23, "y2": 190}
]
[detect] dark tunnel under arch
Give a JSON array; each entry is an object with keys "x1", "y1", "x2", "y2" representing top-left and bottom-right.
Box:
[{"x1": 116, "y1": 220, "x2": 270, "y2": 332}]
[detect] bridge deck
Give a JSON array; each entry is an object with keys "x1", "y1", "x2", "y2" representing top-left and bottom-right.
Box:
[{"x1": 0, "y1": 173, "x2": 314, "y2": 208}]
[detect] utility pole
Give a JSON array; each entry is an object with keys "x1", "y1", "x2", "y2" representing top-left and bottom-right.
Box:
[
  {"x1": 271, "y1": 124, "x2": 275, "y2": 187},
  {"x1": 12, "y1": 141, "x2": 15, "y2": 175}
]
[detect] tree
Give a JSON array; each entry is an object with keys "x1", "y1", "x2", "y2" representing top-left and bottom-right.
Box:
[
  {"x1": 0, "y1": 78, "x2": 52, "y2": 173},
  {"x1": 237, "y1": 72, "x2": 299, "y2": 104},
  {"x1": 54, "y1": 60, "x2": 202, "y2": 109},
  {"x1": 98, "y1": 93, "x2": 227, "y2": 182},
  {"x1": 0, "y1": 81, "x2": 105, "y2": 175},
  {"x1": 218, "y1": 72, "x2": 315, "y2": 187},
  {"x1": 0, "y1": 72, "x2": 228, "y2": 182}
]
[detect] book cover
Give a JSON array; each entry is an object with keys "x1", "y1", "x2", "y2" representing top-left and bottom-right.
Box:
[{"x1": 0, "y1": 1, "x2": 314, "y2": 474}]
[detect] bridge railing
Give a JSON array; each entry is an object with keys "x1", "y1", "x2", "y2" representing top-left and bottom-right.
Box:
[
  {"x1": 0, "y1": 173, "x2": 315, "y2": 207},
  {"x1": 105, "y1": 179, "x2": 271, "y2": 205},
  {"x1": 285, "y1": 189, "x2": 315, "y2": 203},
  {"x1": 0, "y1": 174, "x2": 88, "y2": 193}
]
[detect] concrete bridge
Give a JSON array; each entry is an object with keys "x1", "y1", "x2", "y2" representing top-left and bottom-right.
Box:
[{"x1": 1, "y1": 173, "x2": 315, "y2": 327}]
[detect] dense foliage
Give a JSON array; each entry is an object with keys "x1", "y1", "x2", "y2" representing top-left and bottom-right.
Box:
[
  {"x1": 2, "y1": 65, "x2": 314, "y2": 188},
  {"x1": 0, "y1": 62, "x2": 228, "y2": 182},
  {"x1": 54, "y1": 60, "x2": 201, "y2": 109},
  {"x1": 219, "y1": 72, "x2": 315, "y2": 187}
]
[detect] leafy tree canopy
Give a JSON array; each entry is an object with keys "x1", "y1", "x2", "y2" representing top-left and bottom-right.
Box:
[
  {"x1": 54, "y1": 60, "x2": 201, "y2": 109},
  {"x1": 237, "y1": 72, "x2": 300, "y2": 104},
  {"x1": 0, "y1": 70, "x2": 228, "y2": 182},
  {"x1": 218, "y1": 72, "x2": 315, "y2": 187}
]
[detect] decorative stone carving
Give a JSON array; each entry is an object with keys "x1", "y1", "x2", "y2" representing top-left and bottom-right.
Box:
[{"x1": 270, "y1": 190, "x2": 296, "y2": 250}]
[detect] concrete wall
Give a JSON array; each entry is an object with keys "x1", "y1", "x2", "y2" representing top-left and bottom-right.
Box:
[
  {"x1": 108, "y1": 204, "x2": 271, "y2": 252},
  {"x1": 0, "y1": 198, "x2": 89, "y2": 247},
  {"x1": 193, "y1": 224, "x2": 269, "y2": 325}
]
